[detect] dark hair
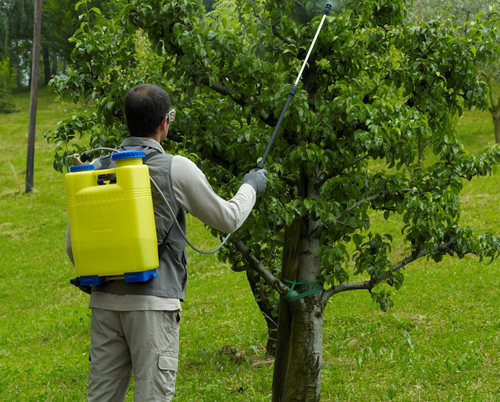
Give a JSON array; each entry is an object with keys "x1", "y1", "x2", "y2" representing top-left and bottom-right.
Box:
[{"x1": 124, "y1": 84, "x2": 171, "y2": 137}]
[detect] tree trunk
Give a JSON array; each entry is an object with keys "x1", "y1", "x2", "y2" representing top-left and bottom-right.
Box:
[
  {"x1": 490, "y1": 103, "x2": 500, "y2": 144},
  {"x1": 272, "y1": 217, "x2": 302, "y2": 398},
  {"x1": 282, "y1": 295, "x2": 324, "y2": 402},
  {"x1": 494, "y1": 116, "x2": 500, "y2": 145},
  {"x1": 272, "y1": 290, "x2": 325, "y2": 402},
  {"x1": 15, "y1": 57, "x2": 22, "y2": 90},
  {"x1": 42, "y1": 45, "x2": 51, "y2": 85},
  {"x1": 51, "y1": 52, "x2": 58, "y2": 77},
  {"x1": 246, "y1": 268, "x2": 278, "y2": 357},
  {"x1": 272, "y1": 168, "x2": 325, "y2": 402}
]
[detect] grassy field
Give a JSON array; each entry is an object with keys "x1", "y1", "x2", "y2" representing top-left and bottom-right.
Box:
[{"x1": 0, "y1": 88, "x2": 499, "y2": 401}]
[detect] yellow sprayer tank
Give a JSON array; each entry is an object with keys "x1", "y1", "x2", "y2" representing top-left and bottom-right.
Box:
[{"x1": 65, "y1": 151, "x2": 158, "y2": 285}]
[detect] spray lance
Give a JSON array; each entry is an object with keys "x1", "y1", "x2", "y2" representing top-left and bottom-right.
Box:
[
  {"x1": 256, "y1": 2, "x2": 333, "y2": 170},
  {"x1": 68, "y1": 3, "x2": 333, "y2": 257}
]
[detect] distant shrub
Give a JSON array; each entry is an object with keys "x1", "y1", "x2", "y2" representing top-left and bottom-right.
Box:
[{"x1": 0, "y1": 97, "x2": 19, "y2": 114}]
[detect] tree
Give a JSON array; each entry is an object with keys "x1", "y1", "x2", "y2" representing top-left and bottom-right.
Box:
[
  {"x1": 0, "y1": 0, "x2": 34, "y2": 89},
  {"x1": 202, "y1": 0, "x2": 216, "y2": 12},
  {"x1": 0, "y1": 0, "x2": 124, "y2": 91},
  {"x1": 41, "y1": 0, "x2": 126, "y2": 80},
  {"x1": 484, "y1": 59, "x2": 500, "y2": 142},
  {"x1": 46, "y1": 0, "x2": 500, "y2": 400},
  {"x1": 408, "y1": 0, "x2": 500, "y2": 143},
  {"x1": 0, "y1": 56, "x2": 18, "y2": 113},
  {"x1": 41, "y1": 0, "x2": 80, "y2": 80}
]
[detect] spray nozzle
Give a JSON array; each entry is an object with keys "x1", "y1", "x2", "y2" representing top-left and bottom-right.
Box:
[
  {"x1": 324, "y1": 2, "x2": 333, "y2": 15},
  {"x1": 80, "y1": 152, "x2": 92, "y2": 163}
]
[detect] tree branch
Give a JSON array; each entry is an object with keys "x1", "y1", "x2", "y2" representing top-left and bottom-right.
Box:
[
  {"x1": 295, "y1": 0, "x2": 306, "y2": 12},
  {"x1": 323, "y1": 241, "x2": 471, "y2": 301},
  {"x1": 316, "y1": 154, "x2": 370, "y2": 189},
  {"x1": 232, "y1": 238, "x2": 293, "y2": 297},
  {"x1": 272, "y1": 23, "x2": 294, "y2": 45},
  {"x1": 323, "y1": 280, "x2": 373, "y2": 300},
  {"x1": 343, "y1": 190, "x2": 390, "y2": 213},
  {"x1": 279, "y1": 175, "x2": 298, "y2": 187},
  {"x1": 231, "y1": 259, "x2": 250, "y2": 273},
  {"x1": 380, "y1": 241, "x2": 454, "y2": 280},
  {"x1": 489, "y1": 80, "x2": 495, "y2": 108},
  {"x1": 316, "y1": 188, "x2": 414, "y2": 237},
  {"x1": 335, "y1": 220, "x2": 355, "y2": 230},
  {"x1": 205, "y1": 79, "x2": 251, "y2": 108},
  {"x1": 342, "y1": 187, "x2": 416, "y2": 217},
  {"x1": 202, "y1": 78, "x2": 279, "y2": 129},
  {"x1": 168, "y1": 129, "x2": 242, "y2": 176},
  {"x1": 343, "y1": 154, "x2": 370, "y2": 172}
]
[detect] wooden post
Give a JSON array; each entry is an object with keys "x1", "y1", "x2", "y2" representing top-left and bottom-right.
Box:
[{"x1": 25, "y1": 0, "x2": 42, "y2": 193}]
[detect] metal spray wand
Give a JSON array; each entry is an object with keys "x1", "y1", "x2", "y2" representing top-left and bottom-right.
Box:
[{"x1": 256, "y1": 2, "x2": 333, "y2": 170}]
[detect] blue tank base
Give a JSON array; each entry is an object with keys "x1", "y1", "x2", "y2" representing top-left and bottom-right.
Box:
[
  {"x1": 79, "y1": 269, "x2": 157, "y2": 286},
  {"x1": 79, "y1": 275, "x2": 107, "y2": 286},
  {"x1": 124, "y1": 268, "x2": 158, "y2": 283}
]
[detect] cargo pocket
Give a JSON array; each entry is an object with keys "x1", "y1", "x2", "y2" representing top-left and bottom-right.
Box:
[
  {"x1": 154, "y1": 355, "x2": 178, "y2": 400},
  {"x1": 158, "y1": 355, "x2": 178, "y2": 372}
]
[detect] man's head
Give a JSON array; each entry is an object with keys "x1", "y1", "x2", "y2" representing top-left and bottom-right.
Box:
[{"x1": 124, "y1": 84, "x2": 171, "y2": 137}]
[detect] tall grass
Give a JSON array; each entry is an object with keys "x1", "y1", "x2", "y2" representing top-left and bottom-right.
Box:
[{"x1": 1, "y1": 88, "x2": 499, "y2": 401}]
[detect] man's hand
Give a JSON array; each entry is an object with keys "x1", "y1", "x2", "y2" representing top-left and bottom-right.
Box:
[{"x1": 243, "y1": 169, "x2": 268, "y2": 195}]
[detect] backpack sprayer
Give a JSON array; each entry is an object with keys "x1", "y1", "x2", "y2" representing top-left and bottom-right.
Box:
[
  {"x1": 65, "y1": 3, "x2": 332, "y2": 287},
  {"x1": 66, "y1": 150, "x2": 159, "y2": 286}
]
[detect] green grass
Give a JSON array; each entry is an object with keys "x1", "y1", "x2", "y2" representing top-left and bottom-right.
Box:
[{"x1": 1, "y1": 89, "x2": 500, "y2": 401}]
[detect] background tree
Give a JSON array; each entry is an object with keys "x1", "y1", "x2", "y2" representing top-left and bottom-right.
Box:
[
  {"x1": 0, "y1": 56, "x2": 18, "y2": 113},
  {"x1": 0, "y1": 0, "x2": 124, "y2": 91},
  {"x1": 202, "y1": 0, "x2": 216, "y2": 12},
  {"x1": 41, "y1": 0, "x2": 80, "y2": 83},
  {"x1": 484, "y1": 58, "x2": 500, "y2": 142},
  {"x1": 408, "y1": 0, "x2": 500, "y2": 143},
  {"x1": 41, "y1": 0, "x2": 125, "y2": 82},
  {"x1": 409, "y1": 0, "x2": 496, "y2": 22},
  {"x1": 46, "y1": 0, "x2": 500, "y2": 400},
  {"x1": 0, "y1": 2, "x2": 18, "y2": 113},
  {"x1": 0, "y1": 0, "x2": 33, "y2": 90}
]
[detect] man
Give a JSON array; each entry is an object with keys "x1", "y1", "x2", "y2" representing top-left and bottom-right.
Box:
[{"x1": 66, "y1": 84, "x2": 267, "y2": 401}]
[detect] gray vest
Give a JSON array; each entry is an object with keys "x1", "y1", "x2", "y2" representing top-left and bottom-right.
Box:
[{"x1": 93, "y1": 148, "x2": 188, "y2": 300}]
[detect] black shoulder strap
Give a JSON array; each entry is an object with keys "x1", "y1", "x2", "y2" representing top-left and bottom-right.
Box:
[
  {"x1": 143, "y1": 149, "x2": 162, "y2": 164},
  {"x1": 157, "y1": 226, "x2": 172, "y2": 259}
]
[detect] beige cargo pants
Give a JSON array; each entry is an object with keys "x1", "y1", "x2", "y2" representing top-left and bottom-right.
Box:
[{"x1": 87, "y1": 309, "x2": 180, "y2": 402}]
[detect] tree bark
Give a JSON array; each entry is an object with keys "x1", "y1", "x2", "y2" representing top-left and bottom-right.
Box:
[
  {"x1": 42, "y1": 45, "x2": 51, "y2": 85},
  {"x1": 273, "y1": 167, "x2": 325, "y2": 402},
  {"x1": 282, "y1": 294, "x2": 324, "y2": 402},
  {"x1": 15, "y1": 59, "x2": 22, "y2": 90},
  {"x1": 272, "y1": 216, "x2": 302, "y2": 400},
  {"x1": 272, "y1": 229, "x2": 325, "y2": 402},
  {"x1": 490, "y1": 103, "x2": 500, "y2": 144},
  {"x1": 51, "y1": 52, "x2": 58, "y2": 76}
]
